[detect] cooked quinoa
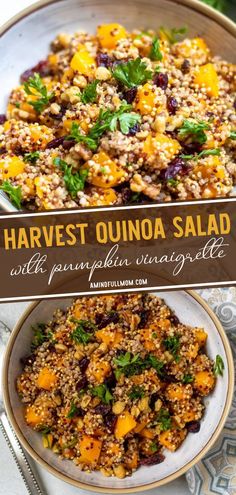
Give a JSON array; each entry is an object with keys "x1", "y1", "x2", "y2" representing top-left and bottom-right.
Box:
[
  {"x1": 0, "y1": 24, "x2": 236, "y2": 210},
  {"x1": 17, "y1": 293, "x2": 217, "y2": 478}
]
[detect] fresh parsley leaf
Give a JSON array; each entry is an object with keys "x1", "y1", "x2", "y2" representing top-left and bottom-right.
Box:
[
  {"x1": 31, "y1": 322, "x2": 47, "y2": 349},
  {"x1": 149, "y1": 37, "x2": 163, "y2": 61},
  {"x1": 91, "y1": 384, "x2": 113, "y2": 404},
  {"x1": 67, "y1": 401, "x2": 80, "y2": 418},
  {"x1": 150, "y1": 441, "x2": 159, "y2": 452},
  {"x1": 15, "y1": 102, "x2": 21, "y2": 108},
  {"x1": 155, "y1": 408, "x2": 172, "y2": 431},
  {"x1": 70, "y1": 318, "x2": 96, "y2": 345},
  {"x1": 230, "y1": 131, "x2": 236, "y2": 140},
  {"x1": 112, "y1": 58, "x2": 152, "y2": 88},
  {"x1": 181, "y1": 148, "x2": 221, "y2": 160},
  {"x1": 23, "y1": 151, "x2": 40, "y2": 163},
  {"x1": 81, "y1": 80, "x2": 99, "y2": 104},
  {"x1": 213, "y1": 354, "x2": 224, "y2": 376},
  {"x1": 65, "y1": 122, "x2": 98, "y2": 151},
  {"x1": 118, "y1": 112, "x2": 141, "y2": 134},
  {"x1": 200, "y1": 0, "x2": 226, "y2": 12},
  {"x1": 54, "y1": 157, "x2": 88, "y2": 198},
  {"x1": 163, "y1": 335, "x2": 181, "y2": 362},
  {"x1": 146, "y1": 355, "x2": 165, "y2": 378},
  {"x1": 0, "y1": 181, "x2": 22, "y2": 209},
  {"x1": 128, "y1": 385, "x2": 145, "y2": 400},
  {"x1": 178, "y1": 119, "x2": 210, "y2": 144},
  {"x1": 159, "y1": 26, "x2": 188, "y2": 44},
  {"x1": 23, "y1": 72, "x2": 54, "y2": 113},
  {"x1": 182, "y1": 374, "x2": 194, "y2": 384},
  {"x1": 167, "y1": 178, "x2": 180, "y2": 187},
  {"x1": 113, "y1": 352, "x2": 144, "y2": 378}
]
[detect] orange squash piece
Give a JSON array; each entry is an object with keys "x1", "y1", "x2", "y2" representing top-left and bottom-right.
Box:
[
  {"x1": 37, "y1": 367, "x2": 58, "y2": 390},
  {"x1": 143, "y1": 132, "x2": 181, "y2": 160},
  {"x1": 86, "y1": 358, "x2": 111, "y2": 384},
  {"x1": 79, "y1": 435, "x2": 102, "y2": 464},
  {"x1": 84, "y1": 151, "x2": 125, "y2": 188},
  {"x1": 194, "y1": 371, "x2": 215, "y2": 396},
  {"x1": 0, "y1": 156, "x2": 25, "y2": 179},
  {"x1": 115, "y1": 410, "x2": 137, "y2": 439},
  {"x1": 194, "y1": 63, "x2": 219, "y2": 98},
  {"x1": 97, "y1": 23, "x2": 127, "y2": 49},
  {"x1": 135, "y1": 83, "x2": 156, "y2": 115},
  {"x1": 70, "y1": 49, "x2": 95, "y2": 76}
]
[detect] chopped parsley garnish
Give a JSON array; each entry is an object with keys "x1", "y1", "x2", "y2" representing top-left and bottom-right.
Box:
[
  {"x1": 0, "y1": 181, "x2": 22, "y2": 209},
  {"x1": 182, "y1": 374, "x2": 194, "y2": 384},
  {"x1": 150, "y1": 441, "x2": 159, "y2": 452},
  {"x1": 65, "y1": 122, "x2": 98, "y2": 151},
  {"x1": 23, "y1": 72, "x2": 54, "y2": 113},
  {"x1": 200, "y1": 0, "x2": 226, "y2": 12},
  {"x1": 128, "y1": 385, "x2": 145, "y2": 400},
  {"x1": 81, "y1": 80, "x2": 99, "y2": 104},
  {"x1": 181, "y1": 148, "x2": 221, "y2": 160},
  {"x1": 178, "y1": 119, "x2": 210, "y2": 144},
  {"x1": 31, "y1": 322, "x2": 47, "y2": 349},
  {"x1": 67, "y1": 401, "x2": 80, "y2": 418},
  {"x1": 118, "y1": 112, "x2": 141, "y2": 134},
  {"x1": 155, "y1": 408, "x2": 172, "y2": 431},
  {"x1": 15, "y1": 102, "x2": 21, "y2": 108},
  {"x1": 112, "y1": 58, "x2": 152, "y2": 88},
  {"x1": 159, "y1": 26, "x2": 188, "y2": 44},
  {"x1": 113, "y1": 352, "x2": 144, "y2": 379},
  {"x1": 91, "y1": 384, "x2": 113, "y2": 404},
  {"x1": 213, "y1": 354, "x2": 225, "y2": 376},
  {"x1": 149, "y1": 37, "x2": 163, "y2": 61},
  {"x1": 230, "y1": 131, "x2": 236, "y2": 140},
  {"x1": 146, "y1": 355, "x2": 165, "y2": 378},
  {"x1": 163, "y1": 335, "x2": 181, "y2": 362},
  {"x1": 70, "y1": 318, "x2": 96, "y2": 345},
  {"x1": 167, "y1": 178, "x2": 180, "y2": 187},
  {"x1": 23, "y1": 151, "x2": 40, "y2": 163},
  {"x1": 54, "y1": 157, "x2": 88, "y2": 198},
  {"x1": 38, "y1": 425, "x2": 52, "y2": 434}
]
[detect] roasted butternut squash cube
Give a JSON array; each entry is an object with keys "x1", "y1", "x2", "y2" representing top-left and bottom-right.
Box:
[
  {"x1": 143, "y1": 132, "x2": 181, "y2": 160},
  {"x1": 97, "y1": 23, "x2": 127, "y2": 49},
  {"x1": 193, "y1": 370, "x2": 215, "y2": 396},
  {"x1": 159, "y1": 428, "x2": 187, "y2": 451},
  {"x1": 195, "y1": 328, "x2": 208, "y2": 347},
  {"x1": 95, "y1": 328, "x2": 123, "y2": 348},
  {"x1": 0, "y1": 156, "x2": 25, "y2": 179},
  {"x1": 70, "y1": 50, "x2": 96, "y2": 76},
  {"x1": 79, "y1": 435, "x2": 102, "y2": 464},
  {"x1": 135, "y1": 83, "x2": 156, "y2": 115},
  {"x1": 84, "y1": 151, "x2": 125, "y2": 188},
  {"x1": 37, "y1": 367, "x2": 58, "y2": 390},
  {"x1": 86, "y1": 358, "x2": 111, "y2": 384},
  {"x1": 115, "y1": 410, "x2": 137, "y2": 439},
  {"x1": 194, "y1": 63, "x2": 219, "y2": 98},
  {"x1": 166, "y1": 383, "x2": 192, "y2": 402}
]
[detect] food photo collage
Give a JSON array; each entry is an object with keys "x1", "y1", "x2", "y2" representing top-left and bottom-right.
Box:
[{"x1": 0, "y1": 1, "x2": 236, "y2": 495}]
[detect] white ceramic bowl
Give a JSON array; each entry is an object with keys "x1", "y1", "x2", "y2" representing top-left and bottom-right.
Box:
[
  {"x1": 3, "y1": 290, "x2": 234, "y2": 492},
  {"x1": 0, "y1": 0, "x2": 236, "y2": 211}
]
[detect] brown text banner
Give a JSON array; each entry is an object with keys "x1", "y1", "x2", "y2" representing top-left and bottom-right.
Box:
[{"x1": 0, "y1": 198, "x2": 235, "y2": 301}]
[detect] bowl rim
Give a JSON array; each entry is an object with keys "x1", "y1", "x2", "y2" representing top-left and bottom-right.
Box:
[
  {"x1": 2, "y1": 290, "x2": 234, "y2": 493},
  {"x1": 0, "y1": 0, "x2": 235, "y2": 213}
]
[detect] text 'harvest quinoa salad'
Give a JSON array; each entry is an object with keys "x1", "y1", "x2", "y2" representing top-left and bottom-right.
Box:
[
  {"x1": 17, "y1": 294, "x2": 224, "y2": 478},
  {"x1": 1, "y1": 24, "x2": 236, "y2": 210}
]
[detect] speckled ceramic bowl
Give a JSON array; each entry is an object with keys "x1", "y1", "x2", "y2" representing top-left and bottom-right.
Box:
[
  {"x1": 0, "y1": 0, "x2": 236, "y2": 211},
  {"x1": 3, "y1": 290, "x2": 234, "y2": 492}
]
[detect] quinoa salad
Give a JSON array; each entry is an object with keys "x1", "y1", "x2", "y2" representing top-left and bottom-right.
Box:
[
  {"x1": 17, "y1": 293, "x2": 222, "y2": 478},
  {"x1": 0, "y1": 24, "x2": 236, "y2": 210}
]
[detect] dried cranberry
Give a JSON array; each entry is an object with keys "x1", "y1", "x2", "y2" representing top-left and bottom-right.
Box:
[
  {"x1": 153, "y1": 72, "x2": 168, "y2": 90},
  {"x1": 96, "y1": 52, "x2": 113, "y2": 68},
  {"x1": 79, "y1": 357, "x2": 89, "y2": 373},
  {"x1": 119, "y1": 186, "x2": 133, "y2": 204},
  {"x1": 49, "y1": 105, "x2": 67, "y2": 121},
  {"x1": 0, "y1": 114, "x2": 6, "y2": 125},
  {"x1": 20, "y1": 354, "x2": 36, "y2": 366},
  {"x1": 170, "y1": 314, "x2": 180, "y2": 325},
  {"x1": 20, "y1": 59, "x2": 50, "y2": 83},
  {"x1": 160, "y1": 157, "x2": 189, "y2": 180},
  {"x1": 128, "y1": 123, "x2": 140, "y2": 136},
  {"x1": 46, "y1": 137, "x2": 65, "y2": 149},
  {"x1": 183, "y1": 142, "x2": 202, "y2": 153},
  {"x1": 123, "y1": 87, "x2": 138, "y2": 104},
  {"x1": 234, "y1": 99, "x2": 236, "y2": 110},
  {"x1": 95, "y1": 311, "x2": 119, "y2": 329},
  {"x1": 140, "y1": 453, "x2": 165, "y2": 466},
  {"x1": 62, "y1": 139, "x2": 76, "y2": 150},
  {"x1": 94, "y1": 404, "x2": 111, "y2": 415},
  {"x1": 138, "y1": 309, "x2": 149, "y2": 329},
  {"x1": 104, "y1": 371, "x2": 116, "y2": 389},
  {"x1": 187, "y1": 421, "x2": 201, "y2": 433},
  {"x1": 0, "y1": 147, "x2": 7, "y2": 155},
  {"x1": 181, "y1": 59, "x2": 191, "y2": 74},
  {"x1": 76, "y1": 376, "x2": 88, "y2": 392},
  {"x1": 150, "y1": 392, "x2": 159, "y2": 409},
  {"x1": 167, "y1": 96, "x2": 178, "y2": 115},
  {"x1": 104, "y1": 412, "x2": 117, "y2": 432}
]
